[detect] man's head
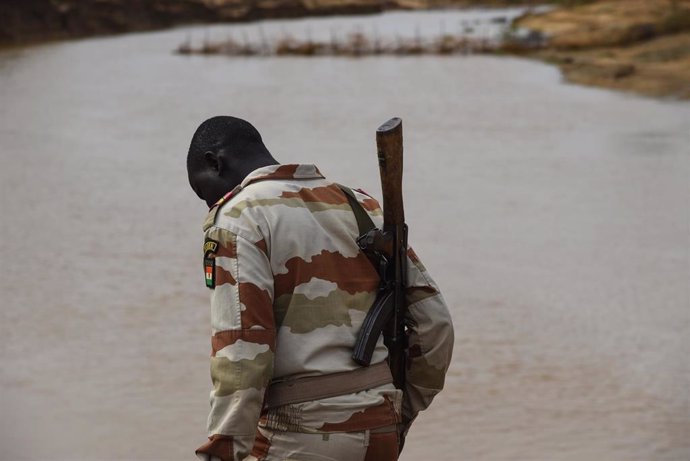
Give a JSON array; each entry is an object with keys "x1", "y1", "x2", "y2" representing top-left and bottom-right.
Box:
[{"x1": 187, "y1": 116, "x2": 278, "y2": 207}]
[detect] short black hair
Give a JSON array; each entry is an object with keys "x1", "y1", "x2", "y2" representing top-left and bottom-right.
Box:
[{"x1": 187, "y1": 116, "x2": 265, "y2": 169}]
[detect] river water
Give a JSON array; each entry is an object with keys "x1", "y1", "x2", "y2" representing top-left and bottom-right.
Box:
[{"x1": 0, "y1": 8, "x2": 688, "y2": 461}]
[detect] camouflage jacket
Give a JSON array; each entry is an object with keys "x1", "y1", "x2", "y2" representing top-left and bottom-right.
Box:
[{"x1": 196, "y1": 164, "x2": 454, "y2": 460}]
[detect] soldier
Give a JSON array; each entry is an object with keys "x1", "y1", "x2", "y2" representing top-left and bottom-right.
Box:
[{"x1": 187, "y1": 116, "x2": 454, "y2": 461}]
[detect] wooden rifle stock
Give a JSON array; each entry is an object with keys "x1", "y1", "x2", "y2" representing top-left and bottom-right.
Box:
[
  {"x1": 377, "y1": 118, "x2": 405, "y2": 227},
  {"x1": 376, "y1": 118, "x2": 408, "y2": 393},
  {"x1": 352, "y1": 118, "x2": 408, "y2": 394}
]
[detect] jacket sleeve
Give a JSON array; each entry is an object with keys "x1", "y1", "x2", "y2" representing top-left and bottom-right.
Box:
[
  {"x1": 401, "y1": 247, "x2": 454, "y2": 429},
  {"x1": 196, "y1": 226, "x2": 275, "y2": 461}
]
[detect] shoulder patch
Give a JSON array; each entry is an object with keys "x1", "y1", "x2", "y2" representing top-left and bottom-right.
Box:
[
  {"x1": 203, "y1": 238, "x2": 219, "y2": 289},
  {"x1": 204, "y1": 240, "x2": 218, "y2": 254}
]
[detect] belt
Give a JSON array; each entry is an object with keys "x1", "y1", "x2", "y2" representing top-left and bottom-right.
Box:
[{"x1": 264, "y1": 361, "x2": 393, "y2": 409}]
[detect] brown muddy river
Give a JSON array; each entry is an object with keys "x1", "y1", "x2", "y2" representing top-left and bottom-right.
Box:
[{"x1": 0, "y1": 9, "x2": 688, "y2": 461}]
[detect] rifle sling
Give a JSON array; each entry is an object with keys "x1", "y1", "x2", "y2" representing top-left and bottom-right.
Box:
[{"x1": 337, "y1": 185, "x2": 376, "y2": 236}]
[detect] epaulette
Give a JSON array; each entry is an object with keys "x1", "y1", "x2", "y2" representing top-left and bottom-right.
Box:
[
  {"x1": 354, "y1": 188, "x2": 373, "y2": 198},
  {"x1": 202, "y1": 186, "x2": 242, "y2": 231}
]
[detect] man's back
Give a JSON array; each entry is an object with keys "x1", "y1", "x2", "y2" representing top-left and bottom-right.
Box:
[
  {"x1": 200, "y1": 164, "x2": 402, "y2": 459},
  {"x1": 225, "y1": 165, "x2": 387, "y2": 373}
]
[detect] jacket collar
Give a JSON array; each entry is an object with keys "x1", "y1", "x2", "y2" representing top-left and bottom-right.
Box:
[
  {"x1": 240, "y1": 164, "x2": 324, "y2": 187},
  {"x1": 203, "y1": 164, "x2": 323, "y2": 230}
]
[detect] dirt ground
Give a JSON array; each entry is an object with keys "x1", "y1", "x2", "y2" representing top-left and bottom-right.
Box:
[{"x1": 515, "y1": 0, "x2": 690, "y2": 98}]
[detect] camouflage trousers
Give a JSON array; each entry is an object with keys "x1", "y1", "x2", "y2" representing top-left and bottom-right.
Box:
[{"x1": 246, "y1": 426, "x2": 399, "y2": 461}]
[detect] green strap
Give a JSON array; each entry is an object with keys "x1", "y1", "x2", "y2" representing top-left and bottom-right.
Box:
[{"x1": 337, "y1": 185, "x2": 376, "y2": 236}]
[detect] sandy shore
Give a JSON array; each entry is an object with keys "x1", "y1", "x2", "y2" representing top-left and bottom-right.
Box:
[{"x1": 514, "y1": 0, "x2": 690, "y2": 99}]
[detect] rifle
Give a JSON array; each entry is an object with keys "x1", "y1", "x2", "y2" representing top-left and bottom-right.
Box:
[{"x1": 351, "y1": 117, "x2": 408, "y2": 396}]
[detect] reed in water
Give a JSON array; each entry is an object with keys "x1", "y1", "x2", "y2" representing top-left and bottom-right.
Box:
[{"x1": 175, "y1": 23, "x2": 545, "y2": 57}]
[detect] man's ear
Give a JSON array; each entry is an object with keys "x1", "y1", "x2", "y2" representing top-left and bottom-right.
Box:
[{"x1": 203, "y1": 151, "x2": 222, "y2": 175}]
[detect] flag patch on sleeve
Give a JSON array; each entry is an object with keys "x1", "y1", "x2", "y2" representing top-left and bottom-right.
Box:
[{"x1": 203, "y1": 238, "x2": 219, "y2": 289}]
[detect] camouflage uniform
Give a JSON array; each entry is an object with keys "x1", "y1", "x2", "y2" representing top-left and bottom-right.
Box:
[{"x1": 196, "y1": 164, "x2": 454, "y2": 461}]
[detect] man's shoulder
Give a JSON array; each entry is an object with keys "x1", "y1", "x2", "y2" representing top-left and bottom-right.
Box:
[
  {"x1": 226, "y1": 172, "x2": 336, "y2": 213},
  {"x1": 202, "y1": 163, "x2": 349, "y2": 236},
  {"x1": 203, "y1": 178, "x2": 299, "y2": 238}
]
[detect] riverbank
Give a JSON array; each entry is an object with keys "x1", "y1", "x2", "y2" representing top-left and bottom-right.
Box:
[
  {"x1": 514, "y1": 0, "x2": 690, "y2": 98},
  {"x1": 0, "y1": 0, "x2": 539, "y2": 47},
  {"x1": 5, "y1": 1, "x2": 689, "y2": 99}
]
